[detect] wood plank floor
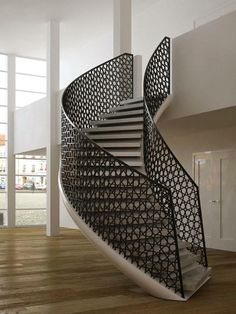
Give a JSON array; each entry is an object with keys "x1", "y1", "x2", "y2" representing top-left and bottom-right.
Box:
[{"x1": 0, "y1": 227, "x2": 235, "y2": 313}]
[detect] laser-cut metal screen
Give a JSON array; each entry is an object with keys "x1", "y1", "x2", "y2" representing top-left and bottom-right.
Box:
[
  {"x1": 61, "y1": 53, "x2": 184, "y2": 296},
  {"x1": 143, "y1": 37, "x2": 208, "y2": 267}
]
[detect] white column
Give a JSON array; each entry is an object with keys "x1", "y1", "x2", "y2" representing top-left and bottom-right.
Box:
[
  {"x1": 133, "y1": 55, "x2": 143, "y2": 97},
  {"x1": 7, "y1": 55, "x2": 15, "y2": 227},
  {"x1": 113, "y1": 0, "x2": 131, "y2": 56},
  {"x1": 46, "y1": 21, "x2": 60, "y2": 236},
  {"x1": 113, "y1": 0, "x2": 142, "y2": 98}
]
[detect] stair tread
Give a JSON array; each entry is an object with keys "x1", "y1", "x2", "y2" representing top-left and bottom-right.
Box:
[
  {"x1": 120, "y1": 97, "x2": 143, "y2": 105},
  {"x1": 109, "y1": 103, "x2": 144, "y2": 113},
  {"x1": 88, "y1": 133, "x2": 142, "y2": 140},
  {"x1": 107, "y1": 150, "x2": 141, "y2": 157},
  {"x1": 95, "y1": 141, "x2": 141, "y2": 148},
  {"x1": 180, "y1": 254, "x2": 198, "y2": 268},
  {"x1": 183, "y1": 267, "x2": 211, "y2": 291},
  {"x1": 99, "y1": 109, "x2": 143, "y2": 119},
  {"x1": 90, "y1": 117, "x2": 143, "y2": 126},
  {"x1": 83, "y1": 124, "x2": 143, "y2": 133},
  {"x1": 182, "y1": 263, "x2": 202, "y2": 275}
]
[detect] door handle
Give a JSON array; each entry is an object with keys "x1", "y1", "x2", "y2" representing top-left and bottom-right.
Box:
[{"x1": 209, "y1": 200, "x2": 220, "y2": 203}]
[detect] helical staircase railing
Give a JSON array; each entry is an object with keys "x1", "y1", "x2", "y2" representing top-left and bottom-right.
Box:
[
  {"x1": 60, "y1": 37, "x2": 208, "y2": 300},
  {"x1": 143, "y1": 37, "x2": 208, "y2": 268}
]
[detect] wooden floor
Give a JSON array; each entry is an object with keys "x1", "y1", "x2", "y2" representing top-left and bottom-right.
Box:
[{"x1": 0, "y1": 228, "x2": 235, "y2": 314}]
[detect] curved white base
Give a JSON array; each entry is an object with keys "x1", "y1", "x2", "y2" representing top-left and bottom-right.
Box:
[{"x1": 59, "y1": 172, "x2": 185, "y2": 301}]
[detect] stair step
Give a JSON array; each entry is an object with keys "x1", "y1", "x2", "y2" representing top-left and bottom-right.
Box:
[
  {"x1": 88, "y1": 133, "x2": 142, "y2": 140},
  {"x1": 180, "y1": 254, "x2": 198, "y2": 268},
  {"x1": 83, "y1": 206, "x2": 162, "y2": 215},
  {"x1": 182, "y1": 263, "x2": 202, "y2": 275},
  {"x1": 109, "y1": 103, "x2": 144, "y2": 113},
  {"x1": 76, "y1": 185, "x2": 150, "y2": 191},
  {"x1": 120, "y1": 97, "x2": 143, "y2": 105},
  {"x1": 83, "y1": 124, "x2": 143, "y2": 133},
  {"x1": 90, "y1": 117, "x2": 143, "y2": 126},
  {"x1": 137, "y1": 248, "x2": 190, "y2": 263},
  {"x1": 106, "y1": 150, "x2": 141, "y2": 157},
  {"x1": 121, "y1": 160, "x2": 143, "y2": 167},
  {"x1": 183, "y1": 267, "x2": 211, "y2": 291},
  {"x1": 95, "y1": 141, "x2": 141, "y2": 148},
  {"x1": 105, "y1": 228, "x2": 172, "y2": 242},
  {"x1": 127, "y1": 244, "x2": 187, "y2": 258},
  {"x1": 99, "y1": 109, "x2": 143, "y2": 119}
]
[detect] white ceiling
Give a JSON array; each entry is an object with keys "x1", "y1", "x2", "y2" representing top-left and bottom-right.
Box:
[
  {"x1": 0, "y1": 0, "x2": 112, "y2": 58},
  {"x1": 0, "y1": 0, "x2": 236, "y2": 59}
]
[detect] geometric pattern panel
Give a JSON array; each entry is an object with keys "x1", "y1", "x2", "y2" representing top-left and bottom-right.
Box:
[
  {"x1": 61, "y1": 54, "x2": 184, "y2": 297},
  {"x1": 143, "y1": 37, "x2": 208, "y2": 267},
  {"x1": 63, "y1": 54, "x2": 133, "y2": 130}
]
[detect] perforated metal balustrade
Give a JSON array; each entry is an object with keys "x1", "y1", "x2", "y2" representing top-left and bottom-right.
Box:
[
  {"x1": 143, "y1": 37, "x2": 208, "y2": 267},
  {"x1": 61, "y1": 39, "x2": 207, "y2": 298}
]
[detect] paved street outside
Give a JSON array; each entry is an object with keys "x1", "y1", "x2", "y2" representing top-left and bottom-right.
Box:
[{"x1": 0, "y1": 191, "x2": 46, "y2": 225}]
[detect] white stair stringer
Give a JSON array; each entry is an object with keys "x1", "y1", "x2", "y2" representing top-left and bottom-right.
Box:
[{"x1": 59, "y1": 169, "x2": 211, "y2": 301}]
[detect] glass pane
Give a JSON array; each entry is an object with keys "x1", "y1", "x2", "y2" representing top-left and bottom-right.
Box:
[
  {"x1": 16, "y1": 191, "x2": 46, "y2": 209},
  {"x1": 0, "y1": 210, "x2": 7, "y2": 226},
  {"x1": 16, "y1": 159, "x2": 46, "y2": 176},
  {"x1": 16, "y1": 57, "x2": 46, "y2": 76},
  {"x1": 0, "y1": 124, "x2": 7, "y2": 140},
  {"x1": 0, "y1": 123, "x2": 7, "y2": 142},
  {"x1": 0, "y1": 72, "x2": 7, "y2": 89},
  {"x1": 16, "y1": 209, "x2": 46, "y2": 225},
  {"x1": 0, "y1": 191, "x2": 6, "y2": 209},
  {"x1": 0, "y1": 159, "x2": 7, "y2": 175},
  {"x1": 0, "y1": 107, "x2": 7, "y2": 123},
  {"x1": 0, "y1": 142, "x2": 7, "y2": 157},
  {"x1": 15, "y1": 91, "x2": 45, "y2": 109},
  {"x1": 0, "y1": 89, "x2": 7, "y2": 106},
  {"x1": 0, "y1": 176, "x2": 7, "y2": 191},
  {"x1": 16, "y1": 74, "x2": 46, "y2": 93},
  {"x1": 0, "y1": 54, "x2": 7, "y2": 71}
]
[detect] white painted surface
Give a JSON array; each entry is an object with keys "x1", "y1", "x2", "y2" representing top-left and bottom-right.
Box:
[
  {"x1": 60, "y1": 196, "x2": 77, "y2": 229},
  {"x1": 168, "y1": 10, "x2": 236, "y2": 120},
  {"x1": 7, "y1": 55, "x2": 16, "y2": 227},
  {"x1": 46, "y1": 21, "x2": 60, "y2": 236},
  {"x1": 113, "y1": 0, "x2": 131, "y2": 57},
  {"x1": 159, "y1": 108, "x2": 236, "y2": 178},
  {"x1": 132, "y1": 0, "x2": 236, "y2": 72},
  {"x1": 194, "y1": 150, "x2": 236, "y2": 251},
  {"x1": 154, "y1": 94, "x2": 173, "y2": 124},
  {"x1": 14, "y1": 97, "x2": 48, "y2": 154},
  {"x1": 133, "y1": 55, "x2": 142, "y2": 98}
]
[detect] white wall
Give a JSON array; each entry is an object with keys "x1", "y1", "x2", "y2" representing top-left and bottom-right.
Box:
[
  {"x1": 159, "y1": 107, "x2": 236, "y2": 176},
  {"x1": 14, "y1": 98, "x2": 48, "y2": 154},
  {"x1": 132, "y1": 0, "x2": 236, "y2": 73},
  {"x1": 166, "y1": 10, "x2": 236, "y2": 120},
  {"x1": 60, "y1": 1, "x2": 113, "y2": 88}
]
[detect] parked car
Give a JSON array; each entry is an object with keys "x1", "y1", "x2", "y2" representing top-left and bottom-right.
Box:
[
  {"x1": 15, "y1": 184, "x2": 23, "y2": 190},
  {"x1": 23, "y1": 182, "x2": 35, "y2": 190},
  {"x1": 36, "y1": 183, "x2": 47, "y2": 191},
  {"x1": 0, "y1": 182, "x2": 6, "y2": 190}
]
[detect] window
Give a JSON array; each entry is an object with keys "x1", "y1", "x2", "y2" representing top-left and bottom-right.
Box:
[
  {"x1": 15, "y1": 57, "x2": 46, "y2": 109},
  {"x1": 0, "y1": 54, "x2": 7, "y2": 226},
  {"x1": 15, "y1": 155, "x2": 47, "y2": 225}
]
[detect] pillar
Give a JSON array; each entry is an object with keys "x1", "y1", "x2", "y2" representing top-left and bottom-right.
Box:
[{"x1": 46, "y1": 21, "x2": 60, "y2": 236}]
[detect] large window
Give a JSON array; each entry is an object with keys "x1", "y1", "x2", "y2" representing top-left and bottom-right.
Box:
[
  {"x1": 15, "y1": 155, "x2": 47, "y2": 225},
  {"x1": 0, "y1": 54, "x2": 47, "y2": 227},
  {"x1": 15, "y1": 57, "x2": 46, "y2": 109},
  {"x1": 0, "y1": 54, "x2": 7, "y2": 226}
]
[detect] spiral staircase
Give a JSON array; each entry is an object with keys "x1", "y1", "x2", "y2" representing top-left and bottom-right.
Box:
[{"x1": 59, "y1": 37, "x2": 211, "y2": 301}]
